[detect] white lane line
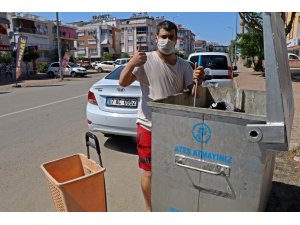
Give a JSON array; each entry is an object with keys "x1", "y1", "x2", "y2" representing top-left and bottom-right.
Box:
[{"x1": 0, "y1": 94, "x2": 86, "y2": 119}]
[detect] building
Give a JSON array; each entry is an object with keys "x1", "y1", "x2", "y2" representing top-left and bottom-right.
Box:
[
  {"x1": 194, "y1": 39, "x2": 207, "y2": 52},
  {"x1": 0, "y1": 12, "x2": 10, "y2": 52},
  {"x1": 176, "y1": 24, "x2": 195, "y2": 54},
  {"x1": 119, "y1": 13, "x2": 165, "y2": 56},
  {"x1": 74, "y1": 24, "x2": 120, "y2": 60},
  {"x1": 49, "y1": 22, "x2": 77, "y2": 57},
  {"x1": 7, "y1": 12, "x2": 52, "y2": 62},
  {"x1": 286, "y1": 12, "x2": 300, "y2": 56},
  {"x1": 73, "y1": 14, "x2": 121, "y2": 60}
]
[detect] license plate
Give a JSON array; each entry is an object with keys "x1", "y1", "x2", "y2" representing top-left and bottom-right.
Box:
[{"x1": 106, "y1": 97, "x2": 138, "y2": 108}]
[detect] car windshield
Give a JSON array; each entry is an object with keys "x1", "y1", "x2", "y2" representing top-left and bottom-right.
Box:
[
  {"x1": 190, "y1": 55, "x2": 228, "y2": 70},
  {"x1": 105, "y1": 66, "x2": 124, "y2": 80},
  {"x1": 68, "y1": 62, "x2": 78, "y2": 68}
]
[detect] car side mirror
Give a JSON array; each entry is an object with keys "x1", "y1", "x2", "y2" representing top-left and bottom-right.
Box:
[{"x1": 233, "y1": 66, "x2": 238, "y2": 71}]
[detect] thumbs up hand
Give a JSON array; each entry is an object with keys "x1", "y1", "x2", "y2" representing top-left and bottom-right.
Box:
[{"x1": 128, "y1": 45, "x2": 147, "y2": 67}]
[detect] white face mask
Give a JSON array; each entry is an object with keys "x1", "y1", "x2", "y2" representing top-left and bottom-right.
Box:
[{"x1": 157, "y1": 38, "x2": 176, "y2": 55}]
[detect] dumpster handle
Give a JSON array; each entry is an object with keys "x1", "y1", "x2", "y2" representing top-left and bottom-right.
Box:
[
  {"x1": 175, "y1": 154, "x2": 230, "y2": 176},
  {"x1": 85, "y1": 131, "x2": 103, "y2": 167}
]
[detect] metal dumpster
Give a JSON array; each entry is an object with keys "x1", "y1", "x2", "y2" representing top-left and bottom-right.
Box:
[{"x1": 149, "y1": 13, "x2": 294, "y2": 212}]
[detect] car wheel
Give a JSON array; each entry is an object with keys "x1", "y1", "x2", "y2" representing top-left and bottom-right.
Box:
[
  {"x1": 71, "y1": 71, "x2": 76, "y2": 77},
  {"x1": 48, "y1": 71, "x2": 55, "y2": 78},
  {"x1": 97, "y1": 67, "x2": 103, "y2": 73}
]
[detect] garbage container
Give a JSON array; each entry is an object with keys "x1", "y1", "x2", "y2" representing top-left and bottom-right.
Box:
[
  {"x1": 41, "y1": 153, "x2": 107, "y2": 212},
  {"x1": 149, "y1": 13, "x2": 294, "y2": 212}
]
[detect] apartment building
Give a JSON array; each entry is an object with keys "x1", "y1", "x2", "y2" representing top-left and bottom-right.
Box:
[
  {"x1": 7, "y1": 12, "x2": 51, "y2": 62},
  {"x1": 286, "y1": 12, "x2": 300, "y2": 56},
  {"x1": 49, "y1": 22, "x2": 77, "y2": 57},
  {"x1": 75, "y1": 24, "x2": 120, "y2": 60},
  {"x1": 194, "y1": 40, "x2": 207, "y2": 52},
  {"x1": 74, "y1": 14, "x2": 121, "y2": 60},
  {"x1": 176, "y1": 24, "x2": 195, "y2": 54},
  {"x1": 119, "y1": 13, "x2": 165, "y2": 56},
  {"x1": 0, "y1": 12, "x2": 10, "y2": 52}
]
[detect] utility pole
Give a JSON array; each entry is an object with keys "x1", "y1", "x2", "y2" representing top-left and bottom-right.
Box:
[
  {"x1": 56, "y1": 12, "x2": 63, "y2": 80},
  {"x1": 235, "y1": 13, "x2": 238, "y2": 67}
]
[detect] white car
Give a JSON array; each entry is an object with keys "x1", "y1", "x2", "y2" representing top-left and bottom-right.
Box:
[
  {"x1": 188, "y1": 52, "x2": 237, "y2": 87},
  {"x1": 87, "y1": 66, "x2": 141, "y2": 136},
  {"x1": 95, "y1": 61, "x2": 116, "y2": 73},
  {"x1": 114, "y1": 58, "x2": 131, "y2": 66},
  {"x1": 47, "y1": 62, "x2": 87, "y2": 78},
  {"x1": 288, "y1": 53, "x2": 300, "y2": 60}
]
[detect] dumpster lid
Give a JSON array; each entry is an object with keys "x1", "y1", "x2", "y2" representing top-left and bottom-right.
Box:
[{"x1": 263, "y1": 12, "x2": 294, "y2": 144}]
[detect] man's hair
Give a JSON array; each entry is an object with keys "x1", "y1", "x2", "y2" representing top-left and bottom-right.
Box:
[{"x1": 156, "y1": 20, "x2": 177, "y2": 36}]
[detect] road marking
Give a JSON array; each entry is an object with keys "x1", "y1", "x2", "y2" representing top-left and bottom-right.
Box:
[{"x1": 0, "y1": 94, "x2": 86, "y2": 119}]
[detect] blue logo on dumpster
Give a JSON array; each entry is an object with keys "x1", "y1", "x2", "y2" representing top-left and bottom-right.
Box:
[{"x1": 192, "y1": 122, "x2": 211, "y2": 143}]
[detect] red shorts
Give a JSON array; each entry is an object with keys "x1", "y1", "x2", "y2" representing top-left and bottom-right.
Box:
[{"x1": 137, "y1": 124, "x2": 152, "y2": 171}]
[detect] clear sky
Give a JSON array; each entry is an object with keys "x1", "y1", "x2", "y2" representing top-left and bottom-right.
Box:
[{"x1": 33, "y1": 12, "x2": 239, "y2": 46}]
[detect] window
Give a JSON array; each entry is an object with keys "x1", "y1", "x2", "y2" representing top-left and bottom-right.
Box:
[
  {"x1": 136, "y1": 26, "x2": 148, "y2": 34},
  {"x1": 51, "y1": 63, "x2": 59, "y2": 67},
  {"x1": 121, "y1": 44, "x2": 125, "y2": 52},
  {"x1": 77, "y1": 40, "x2": 84, "y2": 46},
  {"x1": 88, "y1": 39, "x2": 97, "y2": 45},
  {"x1": 89, "y1": 48, "x2": 98, "y2": 55},
  {"x1": 105, "y1": 66, "x2": 124, "y2": 80},
  {"x1": 128, "y1": 45, "x2": 134, "y2": 53},
  {"x1": 77, "y1": 31, "x2": 84, "y2": 36},
  {"x1": 88, "y1": 30, "x2": 96, "y2": 36},
  {"x1": 189, "y1": 55, "x2": 228, "y2": 70},
  {"x1": 128, "y1": 35, "x2": 133, "y2": 41},
  {"x1": 77, "y1": 48, "x2": 86, "y2": 55},
  {"x1": 127, "y1": 27, "x2": 133, "y2": 33}
]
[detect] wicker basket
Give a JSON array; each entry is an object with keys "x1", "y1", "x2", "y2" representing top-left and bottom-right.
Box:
[{"x1": 41, "y1": 153, "x2": 107, "y2": 212}]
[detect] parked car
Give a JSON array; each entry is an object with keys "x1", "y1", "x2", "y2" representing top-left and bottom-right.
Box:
[
  {"x1": 94, "y1": 61, "x2": 116, "y2": 73},
  {"x1": 91, "y1": 61, "x2": 101, "y2": 68},
  {"x1": 47, "y1": 62, "x2": 87, "y2": 78},
  {"x1": 188, "y1": 52, "x2": 237, "y2": 87},
  {"x1": 288, "y1": 53, "x2": 300, "y2": 60},
  {"x1": 78, "y1": 60, "x2": 92, "y2": 69},
  {"x1": 87, "y1": 66, "x2": 141, "y2": 136},
  {"x1": 114, "y1": 58, "x2": 131, "y2": 66}
]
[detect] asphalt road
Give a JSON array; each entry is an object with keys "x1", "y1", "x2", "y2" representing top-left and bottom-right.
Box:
[{"x1": 0, "y1": 73, "x2": 144, "y2": 212}]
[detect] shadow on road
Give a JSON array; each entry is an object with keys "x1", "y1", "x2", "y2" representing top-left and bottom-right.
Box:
[
  {"x1": 104, "y1": 135, "x2": 137, "y2": 155},
  {"x1": 0, "y1": 91, "x2": 10, "y2": 94},
  {"x1": 27, "y1": 84, "x2": 65, "y2": 88},
  {"x1": 266, "y1": 181, "x2": 300, "y2": 211}
]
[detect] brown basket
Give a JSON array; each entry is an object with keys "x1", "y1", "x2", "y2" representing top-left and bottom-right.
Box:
[{"x1": 41, "y1": 153, "x2": 107, "y2": 212}]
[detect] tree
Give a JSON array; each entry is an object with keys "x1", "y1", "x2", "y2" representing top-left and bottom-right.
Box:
[
  {"x1": 237, "y1": 12, "x2": 296, "y2": 72},
  {"x1": 102, "y1": 52, "x2": 113, "y2": 61},
  {"x1": 12, "y1": 48, "x2": 40, "y2": 77},
  {"x1": 120, "y1": 52, "x2": 130, "y2": 58},
  {"x1": 237, "y1": 31, "x2": 264, "y2": 71},
  {"x1": 239, "y1": 12, "x2": 296, "y2": 36}
]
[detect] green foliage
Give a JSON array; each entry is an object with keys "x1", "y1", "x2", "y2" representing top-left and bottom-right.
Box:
[
  {"x1": 237, "y1": 30, "x2": 264, "y2": 71},
  {"x1": 12, "y1": 48, "x2": 40, "y2": 63},
  {"x1": 102, "y1": 52, "x2": 113, "y2": 61},
  {"x1": 0, "y1": 52, "x2": 11, "y2": 65},
  {"x1": 77, "y1": 56, "x2": 88, "y2": 61},
  {"x1": 23, "y1": 49, "x2": 40, "y2": 63},
  {"x1": 37, "y1": 62, "x2": 49, "y2": 73},
  {"x1": 120, "y1": 52, "x2": 130, "y2": 58}
]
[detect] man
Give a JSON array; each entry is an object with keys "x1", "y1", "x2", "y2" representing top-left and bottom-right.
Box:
[
  {"x1": 119, "y1": 20, "x2": 204, "y2": 211},
  {"x1": 6, "y1": 64, "x2": 12, "y2": 78}
]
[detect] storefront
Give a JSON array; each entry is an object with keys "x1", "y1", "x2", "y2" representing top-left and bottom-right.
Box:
[{"x1": 0, "y1": 17, "x2": 10, "y2": 52}]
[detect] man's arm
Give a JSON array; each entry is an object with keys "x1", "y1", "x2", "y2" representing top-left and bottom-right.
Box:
[{"x1": 119, "y1": 46, "x2": 147, "y2": 87}]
